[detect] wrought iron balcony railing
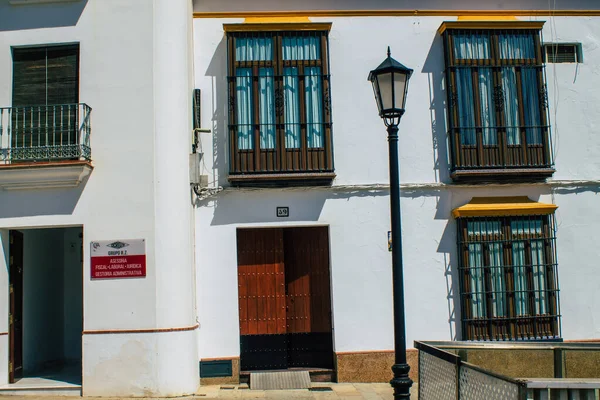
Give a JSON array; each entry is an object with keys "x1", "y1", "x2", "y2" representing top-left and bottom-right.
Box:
[
  {"x1": 0, "y1": 103, "x2": 91, "y2": 165},
  {"x1": 449, "y1": 125, "x2": 555, "y2": 181}
]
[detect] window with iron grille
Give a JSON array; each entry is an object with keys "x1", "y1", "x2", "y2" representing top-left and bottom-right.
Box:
[
  {"x1": 441, "y1": 27, "x2": 554, "y2": 180},
  {"x1": 226, "y1": 29, "x2": 333, "y2": 183},
  {"x1": 457, "y1": 215, "x2": 560, "y2": 341},
  {"x1": 544, "y1": 43, "x2": 582, "y2": 63}
]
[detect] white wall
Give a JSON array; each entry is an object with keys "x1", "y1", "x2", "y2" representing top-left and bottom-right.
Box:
[
  {"x1": 0, "y1": 0, "x2": 198, "y2": 395},
  {"x1": 193, "y1": 3, "x2": 600, "y2": 360}
]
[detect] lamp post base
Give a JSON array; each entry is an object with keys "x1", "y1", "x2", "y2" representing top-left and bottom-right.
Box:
[{"x1": 390, "y1": 363, "x2": 413, "y2": 399}]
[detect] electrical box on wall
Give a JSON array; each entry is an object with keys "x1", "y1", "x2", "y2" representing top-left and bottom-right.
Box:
[{"x1": 190, "y1": 153, "x2": 208, "y2": 188}]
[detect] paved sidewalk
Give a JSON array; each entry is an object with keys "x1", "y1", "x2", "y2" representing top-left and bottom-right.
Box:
[{"x1": 196, "y1": 383, "x2": 418, "y2": 399}]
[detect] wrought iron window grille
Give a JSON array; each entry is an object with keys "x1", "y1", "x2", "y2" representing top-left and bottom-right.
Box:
[{"x1": 457, "y1": 214, "x2": 561, "y2": 342}]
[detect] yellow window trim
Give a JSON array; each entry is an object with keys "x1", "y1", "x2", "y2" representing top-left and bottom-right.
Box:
[
  {"x1": 223, "y1": 22, "x2": 332, "y2": 32},
  {"x1": 438, "y1": 21, "x2": 545, "y2": 34},
  {"x1": 452, "y1": 196, "x2": 558, "y2": 218}
]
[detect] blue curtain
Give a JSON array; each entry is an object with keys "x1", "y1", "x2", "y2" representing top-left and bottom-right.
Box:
[
  {"x1": 453, "y1": 34, "x2": 491, "y2": 59},
  {"x1": 283, "y1": 67, "x2": 301, "y2": 148},
  {"x1": 456, "y1": 68, "x2": 476, "y2": 145},
  {"x1": 235, "y1": 36, "x2": 324, "y2": 151},
  {"x1": 467, "y1": 221, "x2": 505, "y2": 319},
  {"x1": 521, "y1": 68, "x2": 542, "y2": 144},
  {"x1": 499, "y1": 34, "x2": 535, "y2": 59},
  {"x1": 499, "y1": 34, "x2": 541, "y2": 146},
  {"x1": 235, "y1": 37, "x2": 272, "y2": 61},
  {"x1": 235, "y1": 68, "x2": 253, "y2": 150},
  {"x1": 453, "y1": 34, "x2": 495, "y2": 146},
  {"x1": 511, "y1": 219, "x2": 546, "y2": 316},
  {"x1": 283, "y1": 36, "x2": 320, "y2": 60},
  {"x1": 234, "y1": 37, "x2": 273, "y2": 150},
  {"x1": 283, "y1": 36, "x2": 323, "y2": 149}
]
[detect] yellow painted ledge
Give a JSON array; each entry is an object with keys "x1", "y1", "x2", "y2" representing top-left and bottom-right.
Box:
[
  {"x1": 452, "y1": 196, "x2": 558, "y2": 218},
  {"x1": 439, "y1": 20, "x2": 544, "y2": 34},
  {"x1": 244, "y1": 17, "x2": 311, "y2": 23},
  {"x1": 224, "y1": 22, "x2": 331, "y2": 32}
]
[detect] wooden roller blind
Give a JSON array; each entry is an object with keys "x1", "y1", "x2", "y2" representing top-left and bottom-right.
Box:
[{"x1": 12, "y1": 45, "x2": 79, "y2": 107}]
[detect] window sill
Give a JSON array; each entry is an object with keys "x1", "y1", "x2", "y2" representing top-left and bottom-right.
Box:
[
  {"x1": 0, "y1": 160, "x2": 92, "y2": 190},
  {"x1": 228, "y1": 172, "x2": 335, "y2": 188},
  {"x1": 451, "y1": 167, "x2": 555, "y2": 183}
]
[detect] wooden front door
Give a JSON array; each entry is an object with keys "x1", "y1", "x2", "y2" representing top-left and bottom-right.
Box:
[
  {"x1": 237, "y1": 227, "x2": 333, "y2": 371},
  {"x1": 9, "y1": 230, "x2": 23, "y2": 383}
]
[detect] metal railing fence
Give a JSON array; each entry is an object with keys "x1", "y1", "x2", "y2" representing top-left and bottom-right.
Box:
[{"x1": 0, "y1": 103, "x2": 91, "y2": 164}]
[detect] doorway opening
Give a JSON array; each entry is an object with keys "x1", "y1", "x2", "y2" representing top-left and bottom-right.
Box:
[
  {"x1": 236, "y1": 226, "x2": 333, "y2": 373},
  {"x1": 7, "y1": 227, "x2": 83, "y2": 387}
]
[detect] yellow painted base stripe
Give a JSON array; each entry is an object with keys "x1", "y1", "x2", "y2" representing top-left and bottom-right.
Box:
[
  {"x1": 194, "y1": 10, "x2": 600, "y2": 19},
  {"x1": 452, "y1": 196, "x2": 558, "y2": 218}
]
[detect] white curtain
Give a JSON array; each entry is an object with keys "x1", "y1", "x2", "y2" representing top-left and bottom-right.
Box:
[
  {"x1": 283, "y1": 67, "x2": 301, "y2": 148},
  {"x1": 305, "y1": 66, "x2": 323, "y2": 148},
  {"x1": 235, "y1": 68, "x2": 253, "y2": 150},
  {"x1": 258, "y1": 68, "x2": 275, "y2": 149}
]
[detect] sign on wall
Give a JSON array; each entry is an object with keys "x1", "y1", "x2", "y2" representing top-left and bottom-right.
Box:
[
  {"x1": 276, "y1": 207, "x2": 289, "y2": 217},
  {"x1": 90, "y1": 239, "x2": 146, "y2": 279}
]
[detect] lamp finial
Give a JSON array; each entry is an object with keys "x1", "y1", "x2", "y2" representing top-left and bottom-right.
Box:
[{"x1": 387, "y1": 46, "x2": 391, "y2": 57}]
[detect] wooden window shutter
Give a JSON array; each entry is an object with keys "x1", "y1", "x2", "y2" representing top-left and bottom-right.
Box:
[{"x1": 12, "y1": 45, "x2": 79, "y2": 107}]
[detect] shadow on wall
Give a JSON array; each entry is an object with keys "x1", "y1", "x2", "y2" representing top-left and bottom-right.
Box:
[
  {"x1": 204, "y1": 37, "x2": 229, "y2": 187},
  {"x1": 0, "y1": 176, "x2": 88, "y2": 218},
  {"x1": 422, "y1": 34, "x2": 450, "y2": 184},
  {"x1": 0, "y1": 0, "x2": 88, "y2": 32},
  {"x1": 197, "y1": 186, "x2": 391, "y2": 226}
]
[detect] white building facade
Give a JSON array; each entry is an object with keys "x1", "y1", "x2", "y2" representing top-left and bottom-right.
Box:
[{"x1": 0, "y1": 0, "x2": 599, "y2": 396}]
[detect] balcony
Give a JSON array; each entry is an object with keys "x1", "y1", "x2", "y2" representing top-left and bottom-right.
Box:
[
  {"x1": 0, "y1": 103, "x2": 92, "y2": 190},
  {"x1": 228, "y1": 129, "x2": 335, "y2": 187},
  {"x1": 449, "y1": 126, "x2": 555, "y2": 183}
]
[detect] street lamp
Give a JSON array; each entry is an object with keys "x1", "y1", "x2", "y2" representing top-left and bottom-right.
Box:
[{"x1": 368, "y1": 47, "x2": 413, "y2": 400}]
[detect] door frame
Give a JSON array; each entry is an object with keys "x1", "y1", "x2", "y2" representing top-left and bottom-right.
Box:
[
  {"x1": 8, "y1": 230, "x2": 23, "y2": 383},
  {"x1": 236, "y1": 225, "x2": 335, "y2": 372}
]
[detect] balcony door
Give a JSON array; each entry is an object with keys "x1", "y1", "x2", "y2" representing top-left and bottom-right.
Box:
[
  {"x1": 11, "y1": 45, "x2": 79, "y2": 158},
  {"x1": 237, "y1": 227, "x2": 334, "y2": 371}
]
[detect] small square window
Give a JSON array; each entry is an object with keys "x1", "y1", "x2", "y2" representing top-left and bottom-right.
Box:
[{"x1": 544, "y1": 43, "x2": 582, "y2": 63}]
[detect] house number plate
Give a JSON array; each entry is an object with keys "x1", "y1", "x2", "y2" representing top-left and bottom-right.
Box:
[{"x1": 276, "y1": 207, "x2": 289, "y2": 217}]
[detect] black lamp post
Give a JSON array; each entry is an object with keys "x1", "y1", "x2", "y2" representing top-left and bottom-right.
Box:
[{"x1": 368, "y1": 47, "x2": 413, "y2": 400}]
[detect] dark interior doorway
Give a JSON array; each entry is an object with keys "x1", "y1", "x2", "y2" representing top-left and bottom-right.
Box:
[{"x1": 8, "y1": 227, "x2": 83, "y2": 384}]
